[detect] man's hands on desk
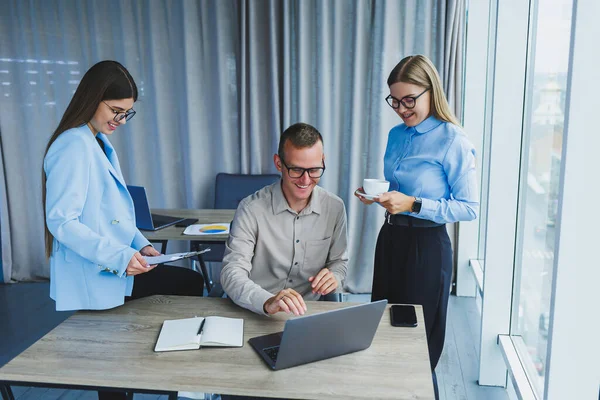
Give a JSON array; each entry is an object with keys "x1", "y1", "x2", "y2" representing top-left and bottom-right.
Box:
[
  {"x1": 263, "y1": 268, "x2": 338, "y2": 316},
  {"x1": 309, "y1": 268, "x2": 338, "y2": 296},
  {"x1": 264, "y1": 288, "x2": 307, "y2": 316}
]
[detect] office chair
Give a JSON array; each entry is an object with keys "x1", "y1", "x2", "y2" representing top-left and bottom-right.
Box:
[
  {"x1": 193, "y1": 173, "x2": 280, "y2": 296},
  {"x1": 1, "y1": 385, "x2": 14, "y2": 400}
]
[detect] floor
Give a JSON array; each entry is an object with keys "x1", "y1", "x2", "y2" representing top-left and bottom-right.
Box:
[{"x1": 0, "y1": 283, "x2": 508, "y2": 400}]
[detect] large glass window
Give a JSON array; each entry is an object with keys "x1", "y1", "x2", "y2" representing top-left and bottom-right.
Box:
[
  {"x1": 477, "y1": 76, "x2": 493, "y2": 264},
  {"x1": 511, "y1": 0, "x2": 573, "y2": 396}
]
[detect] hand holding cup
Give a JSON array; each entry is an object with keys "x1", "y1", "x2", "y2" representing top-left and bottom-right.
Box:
[{"x1": 355, "y1": 179, "x2": 390, "y2": 204}]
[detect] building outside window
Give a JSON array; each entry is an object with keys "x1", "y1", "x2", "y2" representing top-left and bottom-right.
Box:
[{"x1": 510, "y1": 0, "x2": 573, "y2": 395}]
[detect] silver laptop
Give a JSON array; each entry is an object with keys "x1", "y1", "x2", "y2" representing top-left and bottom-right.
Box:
[{"x1": 249, "y1": 300, "x2": 387, "y2": 370}]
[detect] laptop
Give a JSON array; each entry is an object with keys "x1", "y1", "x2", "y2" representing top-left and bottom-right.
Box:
[
  {"x1": 127, "y1": 185, "x2": 185, "y2": 231},
  {"x1": 249, "y1": 299, "x2": 387, "y2": 370}
]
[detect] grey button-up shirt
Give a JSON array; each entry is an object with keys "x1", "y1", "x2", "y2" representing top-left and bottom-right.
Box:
[{"x1": 220, "y1": 181, "x2": 348, "y2": 315}]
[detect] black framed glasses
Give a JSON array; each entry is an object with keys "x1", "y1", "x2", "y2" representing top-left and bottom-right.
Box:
[
  {"x1": 385, "y1": 88, "x2": 429, "y2": 110},
  {"x1": 280, "y1": 156, "x2": 326, "y2": 179},
  {"x1": 103, "y1": 101, "x2": 136, "y2": 122}
]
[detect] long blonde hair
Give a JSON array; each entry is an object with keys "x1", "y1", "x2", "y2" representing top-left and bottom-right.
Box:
[{"x1": 387, "y1": 55, "x2": 461, "y2": 127}]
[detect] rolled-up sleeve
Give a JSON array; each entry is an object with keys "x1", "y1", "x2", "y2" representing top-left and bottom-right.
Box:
[
  {"x1": 418, "y1": 134, "x2": 479, "y2": 224},
  {"x1": 324, "y1": 202, "x2": 348, "y2": 290},
  {"x1": 220, "y1": 201, "x2": 274, "y2": 315}
]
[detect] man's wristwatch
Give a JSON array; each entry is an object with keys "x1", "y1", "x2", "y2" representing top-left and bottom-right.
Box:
[{"x1": 411, "y1": 197, "x2": 422, "y2": 214}]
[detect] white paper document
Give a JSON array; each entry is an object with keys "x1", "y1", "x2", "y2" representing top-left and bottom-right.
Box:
[
  {"x1": 143, "y1": 249, "x2": 210, "y2": 265},
  {"x1": 183, "y1": 223, "x2": 231, "y2": 236}
]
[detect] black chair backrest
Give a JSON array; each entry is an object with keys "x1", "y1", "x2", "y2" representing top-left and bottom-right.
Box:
[{"x1": 214, "y1": 173, "x2": 281, "y2": 209}]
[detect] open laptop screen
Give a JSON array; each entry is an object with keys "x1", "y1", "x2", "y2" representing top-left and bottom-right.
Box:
[{"x1": 127, "y1": 185, "x2": 184, "y2": 230}]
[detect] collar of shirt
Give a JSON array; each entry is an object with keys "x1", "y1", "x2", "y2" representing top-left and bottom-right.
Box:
[
  {"x1": 95, "y1": 134, "x2": 115, "y2": 156},
  {"x1": 413, "y1": 115, "x2": 444, "y2": 135},
  {"x1": 271, "y1": 181, "x2": 322, "y2": 216}
]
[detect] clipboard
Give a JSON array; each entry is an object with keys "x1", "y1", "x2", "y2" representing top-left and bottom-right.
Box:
[{"x1": 143, "y1": 248, "x2": 211, "y2": 264}]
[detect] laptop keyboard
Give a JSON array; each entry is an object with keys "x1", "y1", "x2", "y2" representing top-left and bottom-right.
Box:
[
  {"x1": 263, "y1": 345, "x2": 280, "y2": 363},
  {"x1": 151, "y1": 214, "x2": 182, "y2": 227}
]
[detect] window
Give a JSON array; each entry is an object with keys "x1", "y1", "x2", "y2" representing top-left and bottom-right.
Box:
[
  {"x1": 465, "y1": 0, "x2": 595, "y2": 397},
  {"x1": 510, "y1": 0, "x2": 573, "y2": 396}
]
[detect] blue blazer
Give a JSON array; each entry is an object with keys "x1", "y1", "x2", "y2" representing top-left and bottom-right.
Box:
[{"x1": 44, "y1": 125, "x2": 150, "y2": 311}]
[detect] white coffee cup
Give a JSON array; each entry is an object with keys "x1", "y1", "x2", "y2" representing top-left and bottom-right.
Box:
[{"x1": 363, "y1": 179, "x2": 390, "y2": 195}]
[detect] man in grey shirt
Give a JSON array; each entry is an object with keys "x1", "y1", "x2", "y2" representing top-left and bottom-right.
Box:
[{"x1": 220, "y1": 123, "x2": 348, "y2": 316}]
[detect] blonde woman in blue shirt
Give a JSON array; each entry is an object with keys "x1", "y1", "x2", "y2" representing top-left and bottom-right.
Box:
[{"x1": 355, "y1": 55, "x2": 479, "y2": 398}]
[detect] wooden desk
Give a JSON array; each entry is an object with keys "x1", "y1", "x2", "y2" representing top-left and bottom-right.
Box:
[
  {"x1": 141, "y1": 209, "x2": 235, "y2": 293},
  {"x1": 0, "y1": 296, "x2": 434, "y2": 399},
  {"x1": 142, "y1": 209, "x2": 235, "y2": 242}
]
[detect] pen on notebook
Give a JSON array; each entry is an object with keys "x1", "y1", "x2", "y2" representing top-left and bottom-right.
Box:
[{"x1": 197, "y1": 318, "x2": 206, "y2": 335}]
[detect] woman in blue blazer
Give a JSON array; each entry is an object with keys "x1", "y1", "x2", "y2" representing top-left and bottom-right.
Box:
[{"x1": 43, "y1": 61, "x2": 203, "y2": 400}]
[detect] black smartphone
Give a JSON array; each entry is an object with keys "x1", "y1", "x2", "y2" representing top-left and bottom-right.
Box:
[
  {"x1": 175, "y1": 218, "x2": 199, "y2": 228},
  {"x1": 390, "y1": 305, "x2": 417, "y2": 327}
]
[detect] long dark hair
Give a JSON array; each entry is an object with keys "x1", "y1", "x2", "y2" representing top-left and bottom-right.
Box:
[{"x1": 42, "y1": 60, "x2": 138, "y2": 258}]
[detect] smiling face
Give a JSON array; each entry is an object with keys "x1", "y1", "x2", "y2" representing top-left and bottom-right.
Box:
[
  {"x1": 87, "y1": 97, "x2": 134, "y2": 135},
  {"x1": 389, "y1": 82, "x2": 431, "y2": 127},
  {"x1": 274, "y1": 140, "x2": 324, "y2": 212}
]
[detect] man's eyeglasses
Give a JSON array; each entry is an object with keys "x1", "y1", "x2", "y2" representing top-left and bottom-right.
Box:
[
  {"x1": 279, "y1": 156, "x2": 326, "y2": 179},
  {"x1": 103, "y1": 101, "x2": 136, "y2": 122},
  {"x1": 385, "y1": 88, "x2": 429, "y2": 110}
]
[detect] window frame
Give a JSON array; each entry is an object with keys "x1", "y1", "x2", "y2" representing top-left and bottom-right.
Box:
[
  {"x1": 460, "y1": 0, "x2": 599, "y2": 398},
  {"x1": 475, "y1": 0, "x2": 531, "y2": 388},
  {"x1": 455, "y1": 0, "x2": 493, "y2": 297}
]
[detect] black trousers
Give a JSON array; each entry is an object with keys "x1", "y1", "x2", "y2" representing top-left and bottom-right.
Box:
[
  {"x1": 371, "y1": 222, "x2": 452, "y2": 372},
  {"x1": 98, "y1": 265, "x2": 204, "y2": 400}
]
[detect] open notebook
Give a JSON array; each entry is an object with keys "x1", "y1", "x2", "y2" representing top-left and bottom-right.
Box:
[{"x1": 154, "y1": 316, "x2": 244, "y2": 352}]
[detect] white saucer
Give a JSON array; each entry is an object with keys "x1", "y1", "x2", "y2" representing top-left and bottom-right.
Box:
[{"x1": 355, "y1": 189, "x2": 380, "y2": 201}]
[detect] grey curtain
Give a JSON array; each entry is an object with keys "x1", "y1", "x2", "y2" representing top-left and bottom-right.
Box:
[{"x1": 0, "y1": 0, "x2": 465, "y2": 293}]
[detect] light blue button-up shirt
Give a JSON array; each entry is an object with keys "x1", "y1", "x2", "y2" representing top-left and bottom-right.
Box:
[{"x1": 383, "y1": 116, "x2": 479, "y2": 224}]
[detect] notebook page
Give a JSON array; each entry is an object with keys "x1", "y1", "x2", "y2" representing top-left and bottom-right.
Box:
[
  {"x1": 155, "y1": 317, "x2": 203, "y2": 352},
  {"x1": 200, "y1": 316, "x2": 244, "y2": 347}
]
